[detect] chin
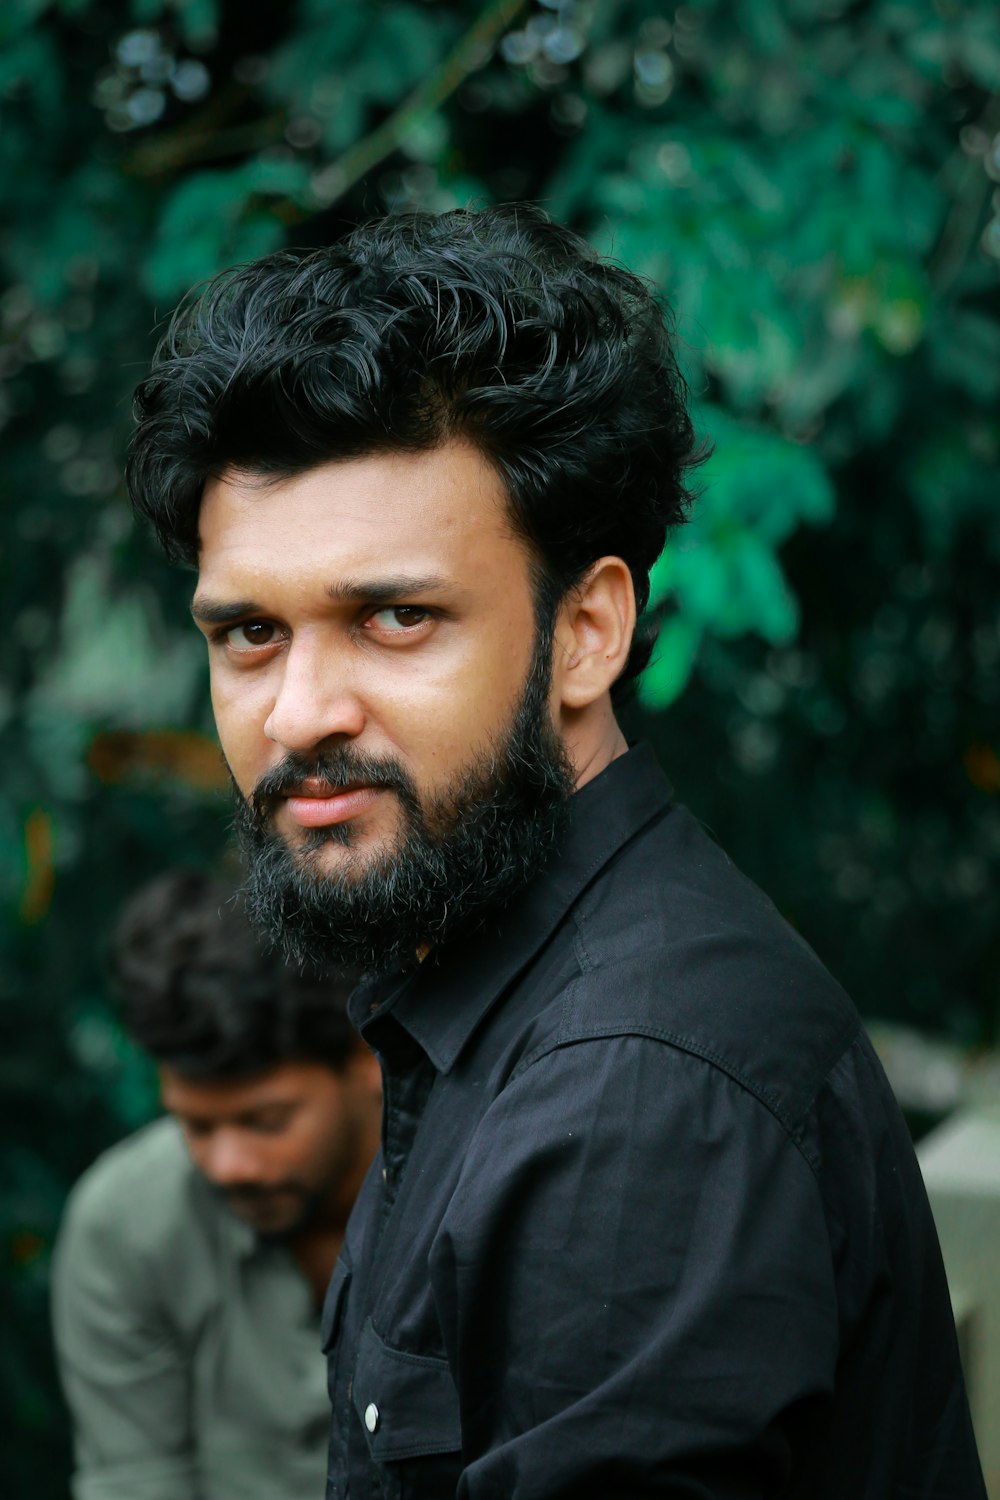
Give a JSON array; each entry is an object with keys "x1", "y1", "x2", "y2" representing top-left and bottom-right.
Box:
[
  {"x1": 296, "y1": 824, "x2": 401, "y2": 877},
  {"x1": 238, "y1": 1208, "x2": 299, "y2": 1237}
]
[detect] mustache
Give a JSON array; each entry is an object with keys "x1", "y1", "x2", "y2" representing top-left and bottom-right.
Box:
[{"x1": 247, "y1": 748, "x2": 418, "y2": 826}]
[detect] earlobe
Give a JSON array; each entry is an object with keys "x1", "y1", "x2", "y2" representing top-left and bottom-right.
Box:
[{"x1": 556, "y1": 557, "x2": 636, "y2": 711}]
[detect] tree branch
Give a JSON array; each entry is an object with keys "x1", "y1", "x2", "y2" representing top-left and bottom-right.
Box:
[
  {"x1": 121, "y1": 82, "x2": 256, "y2": 177},
  {"x1": 279, "y1": 0, "x2": 531, "y2": 220}
]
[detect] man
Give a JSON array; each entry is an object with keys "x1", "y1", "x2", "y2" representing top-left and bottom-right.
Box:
[
  {"x1": 52, "y1": 872, "x2": 382, "y2": 1500},
  {"x1": 126, "y1": 207, "x2": 985, "y2": 1497}
]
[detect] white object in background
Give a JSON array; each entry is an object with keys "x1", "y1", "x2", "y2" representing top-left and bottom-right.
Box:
[{"x1": 919, "y1": 1108, "x2": 1000, "y2": 1497}]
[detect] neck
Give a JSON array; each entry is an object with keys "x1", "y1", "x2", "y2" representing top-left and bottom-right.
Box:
[
  {"x1": 288, "y1": 1222, "x2": 344, "y2": 1306},
  {"x1": 565, "y1": 702, "x2": 629, "y2": 791},
  {"x1": 289, "y1": 1105, "x2": 382, "y2": 1305},
  {"x1": 286, "y1": 1160, "x2": 370, "y2": 1305}
]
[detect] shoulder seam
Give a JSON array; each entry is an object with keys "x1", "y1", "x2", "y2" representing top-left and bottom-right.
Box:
[{"x1": 510, "y1": 1013, "x2": 863, "y2": 1180}]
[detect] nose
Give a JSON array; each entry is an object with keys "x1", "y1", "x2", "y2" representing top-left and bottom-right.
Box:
[
  {"x1": 201, "y1": 1129, "x2": 264, "y2": 1188},
  {"x1": 263, "y1": 636, "x2": 366, "y2": 753}
]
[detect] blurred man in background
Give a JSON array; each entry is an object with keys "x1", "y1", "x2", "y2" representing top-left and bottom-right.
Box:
[{"x1": 51, "y1": 872, "x2": 381, "y2": 1500}]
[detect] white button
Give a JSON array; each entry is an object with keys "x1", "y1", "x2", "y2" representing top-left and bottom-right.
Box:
[{"x1": 364, "y1": 1402, "x2": 379, "y2": 1433}]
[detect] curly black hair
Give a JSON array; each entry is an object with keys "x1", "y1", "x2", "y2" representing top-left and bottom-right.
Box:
[
  {"x1": 111, "y1": 871, "x2": 359, "y2": 1078},
  {"x1": 127, "y1": 203, "x2": 703, "y2": 691}
]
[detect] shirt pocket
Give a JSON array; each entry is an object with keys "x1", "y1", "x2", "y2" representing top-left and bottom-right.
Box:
[{"x1": 352, "y1": 1316, "x2": 462, "y2": 1500}]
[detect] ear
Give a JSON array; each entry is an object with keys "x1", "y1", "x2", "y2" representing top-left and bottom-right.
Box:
[
  {"x1": 348, "y1": 1041, "x2": 383, "y2": 1100},
  {"x1": 551, "y1": 557, "x2": 636, "y2": 712}
]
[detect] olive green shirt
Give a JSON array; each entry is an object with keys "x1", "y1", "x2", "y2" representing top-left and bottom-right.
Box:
[{"x1": 51, "y1": 1117, "x2": 330, "y2": 1500}]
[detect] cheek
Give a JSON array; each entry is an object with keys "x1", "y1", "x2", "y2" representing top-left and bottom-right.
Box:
[
  {"x1": 210, "y1": 671, "x2": 271, "y2": 785},
  {"x1": 387, "y1": 613, "x2": 536, "y2": 770},
  {"x1": 184, "y1": 1139, "x2": 210, "y2": 1175},
  {"x1": 448, "y1": 636, "x2": 534, "y2": 752},
  {"x1": 301, "y1": 1100, "x2": 353, "y2": 1166}
]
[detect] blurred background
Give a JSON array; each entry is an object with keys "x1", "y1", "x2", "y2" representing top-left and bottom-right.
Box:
[{"x1": 2, "y1": 0, "x2": 998, "y2": 1491}]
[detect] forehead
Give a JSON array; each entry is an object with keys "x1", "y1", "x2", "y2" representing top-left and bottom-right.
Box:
[
  {"x1": 160, "y1": 1061, "x2": 334, "y2": 1118},
  {"x1": 196, "y1": 441, "x2": 523, "y2": 594}
]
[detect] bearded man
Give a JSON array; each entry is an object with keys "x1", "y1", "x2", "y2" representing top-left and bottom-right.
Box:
[
  {"x1": 126, "y1": 206, "x2": 985, "y2": 1500},
  {"x1": 53, "y1": 872, "x2": 381, "y2": 1500}
]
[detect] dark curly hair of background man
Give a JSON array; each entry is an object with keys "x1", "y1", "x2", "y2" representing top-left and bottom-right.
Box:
[{"x1": 111, "y1": 869, "x2": 358, "y2": 1076}]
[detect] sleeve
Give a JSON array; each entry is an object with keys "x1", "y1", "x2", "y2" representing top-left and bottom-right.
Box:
[
  {"x1": 430, "y1": 1035, "x2": 839, "y2": 1500},
  {"x1": 51, "y1": 1180, "x2": 201, "y2": 1500}
]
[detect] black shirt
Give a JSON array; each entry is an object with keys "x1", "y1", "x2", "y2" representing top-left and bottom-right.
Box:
[{"x1": 325, "y1": 745, "x2": 984, "y2": 1499}]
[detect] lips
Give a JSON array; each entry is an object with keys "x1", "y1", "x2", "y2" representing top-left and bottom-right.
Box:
[{"x1": 283, "y1": 778, "x2": 384, "y2": 828}]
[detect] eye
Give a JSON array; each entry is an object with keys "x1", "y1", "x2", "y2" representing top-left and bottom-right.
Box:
[
  {"x1": 368, "y1": 606, "x2": 430, "y2": 633},
  {"x1": 247, "y1": 1110, "x2": 294, "y2": 1135},
  {"x1": 224, "y1": 621, "x2": 279, "y2": 652}
]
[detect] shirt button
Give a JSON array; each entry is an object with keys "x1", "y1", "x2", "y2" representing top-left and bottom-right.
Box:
[{"x1": 364, "y1": 1402, "x2": 380, "y2": 1434}]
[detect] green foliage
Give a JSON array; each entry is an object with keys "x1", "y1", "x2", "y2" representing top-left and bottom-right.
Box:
[
  {"x1": 643, "y1": 405, "x2": 836, "y2": 701},
  {"x1": 1, "y1": 0, "x2": 998, "y2": 1488},
  {"x1": 144, "y1": 159, "x2": 311, "y2": 298}
]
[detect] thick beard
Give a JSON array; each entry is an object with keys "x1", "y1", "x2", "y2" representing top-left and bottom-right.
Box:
[{"x1": 231, "y1": 629, "x2": 576, "y2": 975}]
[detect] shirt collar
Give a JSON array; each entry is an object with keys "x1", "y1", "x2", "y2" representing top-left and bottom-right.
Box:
[{"x1": 352, "y1": 742, "x2": 674, "y2": 1075}]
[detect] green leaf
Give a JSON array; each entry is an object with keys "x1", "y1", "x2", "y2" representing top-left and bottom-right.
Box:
[
  {"x1": 638, "y1": 616, "x2": 703, "y2": 709},
  {"x1": 958, "y1": 15, "x2": 1000, "y2": 88},
  {"x1": 142, "y1": 165, "x2": 300, "y2": 301},
  {"x1": 0, "y1": 31, "x2": 61, "y2": 115},
  {"x1": 694, "y1": 406, "x2": 836, "y2": 539},
  {"x1": 171, "y1": 0, "x2": 219, "y2": 49},
  {"x1": 929, "y1": 311, "x2": 1000, "y2": 402},
  {"x1": 0, "y1": 0, "x2": 52, "y2": 45}
]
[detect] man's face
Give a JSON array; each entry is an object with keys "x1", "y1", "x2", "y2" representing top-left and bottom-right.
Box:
[
  {"x1": 197, "y1": 442, "x2": 542, "y2": 870},
  {"x1": 194, "y1": 442, "x2": 575, "y2": 969},
  {"x1": 160, "y1": 1058, "x2": 378, "y2": 1237}
]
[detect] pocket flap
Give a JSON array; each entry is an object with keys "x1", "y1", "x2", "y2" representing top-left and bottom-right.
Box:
[
  {"x1": 352, "y1": 1317, "x2": 462, "y2": 1462},
  {"x1": 320, "y1": 1258, "x2": 352, "y2": 1353}
]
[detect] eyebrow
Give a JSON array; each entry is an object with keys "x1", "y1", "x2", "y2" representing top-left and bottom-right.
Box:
[
  {"x1": 325, "y1": 573, "x2": 452, "y2": 605},
  {"x1": 166, "y1": 1101, "x2": 297, "y2": 1127},
  {"x1": 190, "y1": 597, "x2": 262, "y2": 626},
  {"x1": 191, "y1": 574, "x2": 456, "y2": 625}
]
